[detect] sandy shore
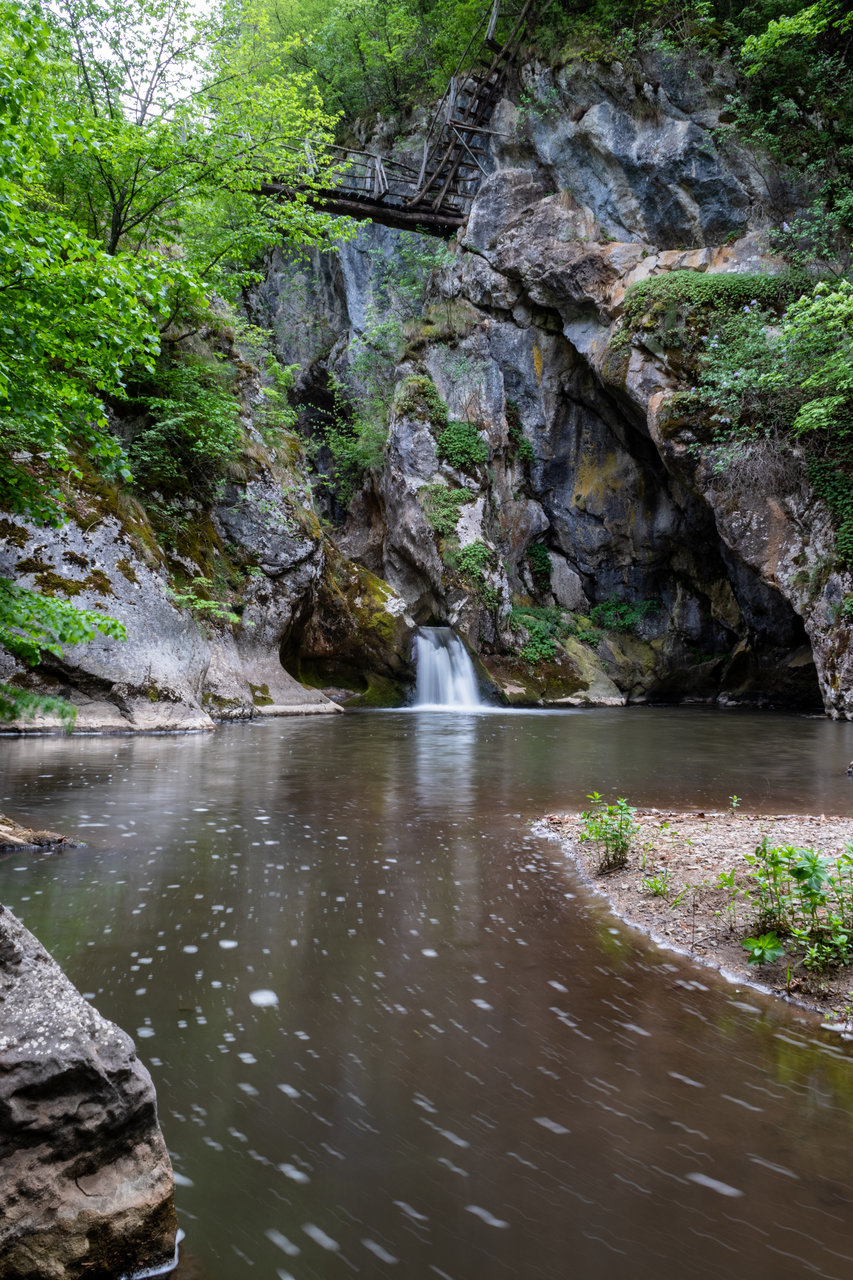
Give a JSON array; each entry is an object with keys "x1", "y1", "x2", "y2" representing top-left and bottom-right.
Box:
[{"x1": 541, "y1": 808, "x2": 853, "y2": 1030}]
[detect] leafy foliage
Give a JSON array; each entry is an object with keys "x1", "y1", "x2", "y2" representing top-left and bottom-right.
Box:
[
  {"x1": 527, "y1": 543, "x2": 551, "y2": 591},
  {"x1": 0, "y1": 2, "x2": 171, "y2": 524},
  {"x1": 508, "y1": 605, "x2": 573, "y2": 665},
  {"x1": 0, "y1": 578, "x2": 126, "y2": 666},
  {"x1": 446, "y1": 539, "x2": 492, "y2": 583},
  {"x1": 397, "y1": 375, "x2": 450, "y2": 428},
  {"x1": 41, "y1": 0, "x2": 343, "y2": 278},
  {"x1": 419, "y1": 484, "x2": 473, "y2": 536},
  {"x1": 589, "y1": 598, "x2": 660, "y2": 633},
  {"x1": 242, "y1": 0, "x2": 485, "y2": 121},
  {"x1": 129, "y1": 357, "x2": 242, "y2": 497},
  {"x1": 166, "y1": 576, "x2": 240, "y2": 626},
  {"x1": 696, "y1": 280, "x2": 853, "y2": 560},
  {"x1": 0, "y1": 0, "x2": 334, "y2": 721},
  {"x1": 742, "y1": 837, "x2": 853, "y2": 971},
  {"x1": 642, "y1": 869, "x2": 673, "y2": 897},
  {"x1": 616, "y1": 269, "x2": 809, "y2": 355},
  {"x1": 742, "y1": 931, "x2": 786, "y2": 966},
  {"x1": 436, "y1": 421, "x2": 488, "y2": 471},
  {"x1": 579, "y1": 792, "x2": 639, "y2": 873},
  {"x1": 0, "y1": 577, "x2": 126, "y2": 726}
]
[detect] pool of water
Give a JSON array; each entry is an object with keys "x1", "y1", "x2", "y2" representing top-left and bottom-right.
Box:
[{"x1": 2, "y1": 707, "x2": 853, "y2": 1280}]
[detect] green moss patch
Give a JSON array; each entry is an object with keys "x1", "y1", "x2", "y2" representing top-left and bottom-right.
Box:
[
  {"x1": 615, "y1": 269, "x2": 810, "y2": 355},
  {"x1": 0, "y1": 518, "x2": 31, "y2": 548}
]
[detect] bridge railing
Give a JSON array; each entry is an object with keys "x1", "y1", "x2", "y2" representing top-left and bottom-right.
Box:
[{"x1": 265, "y1": 0, "x2": 544, "y2": 235}]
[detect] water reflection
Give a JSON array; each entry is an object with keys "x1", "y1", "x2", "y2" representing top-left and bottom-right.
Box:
[{"x1": 1, "y1": 709, "x2": 853, "y2": 1280}]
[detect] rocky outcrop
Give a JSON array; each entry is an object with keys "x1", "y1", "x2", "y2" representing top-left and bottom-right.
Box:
[
  {"x1": 1, "y1": 47, "x2": 844, "y2": 714},
  {"x1": 260, "y1": 47, "x2": 837, "y2": 711},
  {"x1": 0, "y1": 815, "x2": 71, "y2": 852},
  {"x1": 0, "y1": 904, "x2": 177, "y2": 1279},
  {"x1": 0, "y1": 327, "x2": 344, "y2": 731},
  {"x1": 285, "y1": 543, "x2": 417, "y2": 705}
]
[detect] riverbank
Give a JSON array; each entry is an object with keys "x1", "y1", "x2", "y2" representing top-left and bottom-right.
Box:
[
  {"x1": 0, "y1": 812, "x2": 71, "y2": 852},
  {"x1": 541, "y1": 809, "x2": 853, "y2": 1030}
]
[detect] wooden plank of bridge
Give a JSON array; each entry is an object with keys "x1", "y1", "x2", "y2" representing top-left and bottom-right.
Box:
[{"x1": 268, "y1": 0, "x2": 543, "y2": 236}]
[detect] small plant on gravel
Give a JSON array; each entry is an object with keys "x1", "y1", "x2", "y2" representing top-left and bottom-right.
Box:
[
  {"x1": 641, "y1": 869, "x2": 672, "y2": 897},
  {"x1": 743, "y1": 838, "x2": 853, "y2": 971},
  {"x1": 715, "y1": 868, "x2": 742, "y2": 933},
  {"x1": 578, "y1": 793, "x2": 639, "y2": 873},
  {"x1": 742, "y1": 931, "x2": 786, "y2": 966},
  {"x1": 729, "y1": 794, "x2": 741, "y2": 813}
]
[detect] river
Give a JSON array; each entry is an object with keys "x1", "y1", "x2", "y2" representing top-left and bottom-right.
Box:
[{"x1": 2, "y1": 707, "x2": 853, "y2": 1279}]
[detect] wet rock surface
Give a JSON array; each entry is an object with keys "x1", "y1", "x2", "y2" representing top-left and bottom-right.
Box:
[
  {"x1": 0, "y1": 330, "x2": 340, "y2": 731},
  {"x1": 0, "y1": 814, "x2": 72, "y2": 852},
  {"x1": 0, "y1": 904, "x2": 177, "y2": 1279}
]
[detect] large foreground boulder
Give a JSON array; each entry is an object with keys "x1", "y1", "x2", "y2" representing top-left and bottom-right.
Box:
[{"x1": 0, "y1": 904, "x2": 177, "y2": 1279}]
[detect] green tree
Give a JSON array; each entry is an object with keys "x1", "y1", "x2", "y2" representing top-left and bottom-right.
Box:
[
  {"x1": 42, "y1": 0, "x2": 345, "y2": 295},
  {"x1": 0, "y1": 0, "x2": 167, "y2": 525},
  {"x1": 243, "y1": 0, "x2": 483, "y2": 120},
  {"x1": 0, "y1": 0, "x2": 341, "y2": 721}
]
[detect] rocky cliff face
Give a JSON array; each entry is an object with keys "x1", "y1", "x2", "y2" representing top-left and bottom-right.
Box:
[
  {"x1": 0, "y1": 904, "x2": 177, "y2": 1279},
  {"x1": 251, "y1": 47, "x2": 846, "y2": 713},
  {"x1": 3, "y1": 47, "x2": 847, "y2": 718},
  {"x1": 0, "y1": 321, "x2": 413, "y2": 729}
]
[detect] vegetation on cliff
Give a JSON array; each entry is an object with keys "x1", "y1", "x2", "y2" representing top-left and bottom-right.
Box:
[
  {"x1": 0, "y1": 0, "x2": 341, "y2": 721},
  {"x1": 2, "y1": 0, "x2": 853, "y2": 719}
]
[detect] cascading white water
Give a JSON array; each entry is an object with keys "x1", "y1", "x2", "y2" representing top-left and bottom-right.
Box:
[{"x1": 414, "y1": 627, "x2": 481, "y2": 708}]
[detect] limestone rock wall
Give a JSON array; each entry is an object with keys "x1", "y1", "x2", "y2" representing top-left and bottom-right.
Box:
[
  {"x1": 263, "y1": 47, "x2": 839, "y2": 711},
  {"x1": 0, "y1": 327, "x2": 346, "y2": 730},
  {"x1": 2, "y1": 47, "x2": 845, "y2": 715},
  {"x1": 0, "y1": 904, "x2": 177, "y2": 1279}
]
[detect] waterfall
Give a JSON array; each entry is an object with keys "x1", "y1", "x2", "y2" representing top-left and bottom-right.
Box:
[{"x1": 414, "y1": 627, "x2": 481, "y2": 708}]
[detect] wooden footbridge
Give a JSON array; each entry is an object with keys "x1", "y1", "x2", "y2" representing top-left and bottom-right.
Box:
[{"x1": 261, "y1": 0, "x2": 540, "y2": 237}]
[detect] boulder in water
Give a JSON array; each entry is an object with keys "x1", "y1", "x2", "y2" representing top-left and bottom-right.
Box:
[{"x1": 0, "y1": 904, "x2": 177, "y2": 1279}]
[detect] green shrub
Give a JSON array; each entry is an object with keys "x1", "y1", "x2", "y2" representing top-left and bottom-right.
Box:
[
  {"x1": 527, "y1": 542, "x2": 551, "y2": 590},
  {"x1": 130, "y1": 357, "x2": 242, "y2": 497},
  {"x1": 420, "y1": 484, "x2": 473, "y2": 536},
  {"x1": 570, "y1": 614, "x2": 603, "y2": 648},
  {"x1": 742, "y1": 838, "x2": 853, "y2": 971},
  {"x1": 436, "y1": 420, "x2": 488, "y2": 470},
  {"x1": 396, "y1": 375, "x2": 449, "y2": 430},
  {"x1": 509, "y1": 604, "x2": 571, "y2": 665},
  {"x1": 696, "y1": 279, "x2": 853, "y2": 564},
  {"x1": 257, "y1": 359, "x2": 299, "y2": 445},
  {"x1": 589, "y1": 598, "x2": 660, "y2": 633},
  {"x1": 506, "y1": 399, "x2": 535, "y2": 464},
  {"x1": 579, "y1": 792, "x2": 639, "y2": 874},
  {"x1": 449, "y1": 539, "x2": 492, "y2": 582}
]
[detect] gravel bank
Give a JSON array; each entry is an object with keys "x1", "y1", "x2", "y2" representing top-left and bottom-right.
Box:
[{"x1": 542, "y1": 809, "x2": 853, "y2": 1029}]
